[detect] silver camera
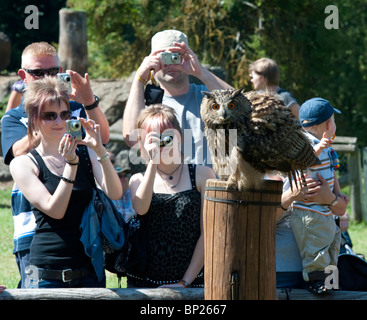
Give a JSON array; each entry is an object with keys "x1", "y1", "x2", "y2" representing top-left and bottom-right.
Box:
[
  {"x1": 57, "y1": 73, "x2": 72, "y2": 94},
  {"x1": 159, "y1": 132, "x2": 174, "y2": 147},
  {"x1": 160, "y1": 52, "x2": 181, "y2": 65},
  {"x1": 66, "y1": 120, "x2": 82, "y2": 140}
]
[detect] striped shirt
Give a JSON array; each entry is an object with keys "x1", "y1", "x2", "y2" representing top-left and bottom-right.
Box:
[{"x1": 291, "y1": 132, "x2": 335, "y2": 215}]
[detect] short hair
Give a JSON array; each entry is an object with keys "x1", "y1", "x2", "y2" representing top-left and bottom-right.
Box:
[
  {"x1": 21, "y1": 42, "x2": 59, "y2": 68},
  {"x1": 136, "y1": 104, "x2": 182, "y2": 136},
  {"x1": 23, "y1": 76, "x2": 70, "y2": 145},
  {"x1": 249, "y1": 58, "x2": 280, "y2": 86},
  {"x1": 136, "y1": 104, "x2": 182, "y2": 163}
]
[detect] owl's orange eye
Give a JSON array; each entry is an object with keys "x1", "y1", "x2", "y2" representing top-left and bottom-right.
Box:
[
  {"x1": 228, "y1": 102, "x2": 236, "y2": 110},
  {"x1": 212, "y1": 103, "x2": 220, "y2": 111}
]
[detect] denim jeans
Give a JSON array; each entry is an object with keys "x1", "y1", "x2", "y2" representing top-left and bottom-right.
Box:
[{"x1": 14, "y1": 249, "x2": 31, "y2": 288}]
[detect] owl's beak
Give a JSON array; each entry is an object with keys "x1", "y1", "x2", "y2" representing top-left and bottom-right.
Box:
[{"x1": 220, "y1": 109, "x2": 226, "y2": 119}]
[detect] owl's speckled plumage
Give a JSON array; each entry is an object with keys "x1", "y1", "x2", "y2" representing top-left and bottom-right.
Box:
[{"x1": 200, "y1": 89, "x2": 319, "y2": 190}]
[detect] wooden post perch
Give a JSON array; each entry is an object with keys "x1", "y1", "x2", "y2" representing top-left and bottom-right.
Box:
[
  {"x1": 203, "y1": 179, "x2": 282, "y2": 300},
  {"x1": 58, "y1": 8, "x2": 88, "y2": 75}
]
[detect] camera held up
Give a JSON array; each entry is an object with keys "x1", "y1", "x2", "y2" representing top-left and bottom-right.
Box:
[
  {"x1": 160, "y1": 52, "x2": 181, "y2": 65},
  {"x1": 66, "y1": 120, "x2": 82, "y2": 140},
  {"x1": 57, "y1": 73, "x2": 72, "y2": 94}
]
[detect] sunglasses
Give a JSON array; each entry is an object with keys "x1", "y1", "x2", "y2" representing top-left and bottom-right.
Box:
[
  {"x1": 40, "y1": 111, "x2": 72, "y2": 121},
  {"x1": 24, "y1": 67, "x2": 60, "y2": 77}
]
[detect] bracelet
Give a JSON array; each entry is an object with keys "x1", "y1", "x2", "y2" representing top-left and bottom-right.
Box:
[
  {"x1": 65, "y1": 155, "x2": 79, "y2": 165},
  {"x1": 61, "y1": 176, "x2": 75, "y2": 184},
  {"x1": 65, "y1": 160, "x2": 79, "y2": 166},
  {"x1": 137, "y1": 74, "x2": 146, "y2": 84},
  {"x1": 280, "y1": 204, "x2": 287, "y2": 211},
  {"x1": 97, "y1": 153, "x2": 109, "y2": 163},
  {"x1": 179, "y1": 279, "x2": 190, "y2": 288},
  {"x1": 136, "y1": 68, "x2": 147, "y2": 84}
]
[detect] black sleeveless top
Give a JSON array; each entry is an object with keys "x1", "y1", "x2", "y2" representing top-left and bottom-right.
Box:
[
  {"x1": 29, "y1": 146, "x2": 94, "y2": 270},
  {"x1": 127, "y1": 164, "x2": 203, "y2": 287}
]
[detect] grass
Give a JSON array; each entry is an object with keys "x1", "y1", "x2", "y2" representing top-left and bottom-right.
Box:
[
  {"x1": 347, "y1": 221, "x2": 367, "y2": 256},
  {"x1": 0, "y1": 185, "x2": 366, "y2": 289},
  {"x1": 0, "y1": 186, "x2": 19, "y2": 288}
]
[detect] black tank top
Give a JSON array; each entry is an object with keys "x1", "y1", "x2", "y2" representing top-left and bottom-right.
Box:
[
  {"x1": 29, "y1": 146, "x2": 93, "y2": 270},
  {"x1": 127, "y1": 164, "x2": 203, "y2": 287}
]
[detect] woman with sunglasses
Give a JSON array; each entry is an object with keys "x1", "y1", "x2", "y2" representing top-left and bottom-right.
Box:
[
  {"x1": 126, "y1": 104, "x2": 216, "y2": 288},
  {"x1": 9, "y1": 76, "x2": 122, "y2": 288}
]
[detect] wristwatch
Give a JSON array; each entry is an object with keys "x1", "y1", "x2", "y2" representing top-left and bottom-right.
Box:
[
  {"x1": 329, "y1": 195, "x2": 339, "y2": 207},
  {"x1": 84, "y1": 95, "x2": 99, "y2": 110}
]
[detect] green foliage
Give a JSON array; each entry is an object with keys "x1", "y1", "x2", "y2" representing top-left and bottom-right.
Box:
[
  {"x1": 2, "y1": 0, "x2": 366, "y2": 145},
  {"x1": 67, "y1": 0, "x2": 180, "y2": 78},
  {"x1": 0, "y1": 0, "x2": 66, "y2": 71},
  {"x1": 256, "y1": 0, "x2": 367, "y2": 145}
]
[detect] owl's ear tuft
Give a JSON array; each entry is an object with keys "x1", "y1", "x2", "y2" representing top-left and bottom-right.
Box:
[
  {"x1": 233, "y1": 89, "x2": 243, "y2": 97},
  {"x1": 202, "y1": 91, "x2": 212, "y2": 98}
]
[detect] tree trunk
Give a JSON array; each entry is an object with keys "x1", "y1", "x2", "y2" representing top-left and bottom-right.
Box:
[{"x1": 58, "y1": 8, "x2": 88, "y2": 75}]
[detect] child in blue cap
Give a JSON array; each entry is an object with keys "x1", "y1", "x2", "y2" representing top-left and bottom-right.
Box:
[{"x1": 290, "y1": 97, "x2": 347, "y2": 294}]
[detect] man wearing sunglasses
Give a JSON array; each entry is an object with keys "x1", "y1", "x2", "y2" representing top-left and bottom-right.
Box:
[{"x1": 0, "y1": 41, "x2": 110, "y2": 288}]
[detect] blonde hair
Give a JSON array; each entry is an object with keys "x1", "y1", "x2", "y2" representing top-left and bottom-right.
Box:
[
  {"x1": 249, "y1": 58, "x2": 280, "y2": 86},
  {"x1": 21, "y1": 42, "x2": 59, "y2": 68},
  {"x1": 136, "y1": 105, "x2": 182, "y2": 162},
  {"x1": 23, "y1": 76, "x2": 70, "y2": 145},
  {"x1": 137, "y1": 104, "x2": 182, "y2": 135}
]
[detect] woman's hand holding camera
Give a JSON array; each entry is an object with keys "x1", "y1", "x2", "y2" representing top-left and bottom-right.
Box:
[
  {"x1": 58, "y1": 133, "x2": 78, "y2": 164},
  {"x1": 77, "y1": 118, "x2": 106, "y2": 157},
  {"x1": 143, "y1": 131, "x2": 160, "y2": 163}
]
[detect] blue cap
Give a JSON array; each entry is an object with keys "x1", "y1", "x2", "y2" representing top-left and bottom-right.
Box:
[{"x1": 299, "y1": 97, "x2": 341, "y2": 127}]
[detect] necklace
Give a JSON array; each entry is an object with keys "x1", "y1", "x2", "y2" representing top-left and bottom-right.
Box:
[
  {"x1": 157, "y1": 163, "x2": 182, "y2": 180},
  {"x1": 157, "y1": 164, "x2": 184, "y2": 189}
]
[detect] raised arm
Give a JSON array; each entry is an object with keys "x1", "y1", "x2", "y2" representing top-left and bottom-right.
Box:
[
  {"x1": 172, "y1": 41, "x2": 233, "y2": 91},
  {"x1": 122, "y1": 54, "x2": 162, "y2": 147},
  {"x1": 78, "y1": 117, "x2": 122, "y2": 200},
  {"x1": 68, "y1": 70, "x2": 110, "y2": 144}
]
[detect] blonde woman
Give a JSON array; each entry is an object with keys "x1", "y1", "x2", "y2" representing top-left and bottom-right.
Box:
[{"x1": 127, "y1": 104, "x2": 216, "y2": 288}]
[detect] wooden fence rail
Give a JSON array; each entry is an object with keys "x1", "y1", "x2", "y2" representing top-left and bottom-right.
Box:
[
  {"x1": 1, "y1": 288, "x2": 367, "y2": 300},
  {"x1": 332, "y1": 136, "x2": 365, "y2": 222}
]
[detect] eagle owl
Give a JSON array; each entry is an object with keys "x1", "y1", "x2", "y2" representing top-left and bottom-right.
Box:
[{"x1": 200, "y1": 89, "x2": 319, "y2": 190}]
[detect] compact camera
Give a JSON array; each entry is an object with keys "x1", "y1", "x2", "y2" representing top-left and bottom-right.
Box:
[
  {"x1": 159, "y1": 133, "x2": 174, "y2": 147},
  {"x1": 160, "y1": 52, "x2": 181, "y2": 65},
  {"x1": 66, "y1": 120, "x2": 82, "y2": 140},
  {"x1": 57, "y1": 73, "x2": 72, "y2": 94}
]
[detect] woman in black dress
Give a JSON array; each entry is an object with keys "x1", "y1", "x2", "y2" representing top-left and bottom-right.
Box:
[{"x1": 127, "y1": 104, "x2": 216, "y2": 288}]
